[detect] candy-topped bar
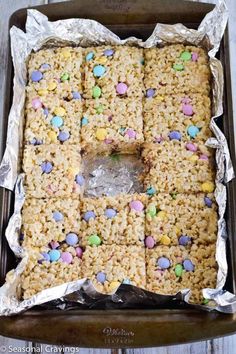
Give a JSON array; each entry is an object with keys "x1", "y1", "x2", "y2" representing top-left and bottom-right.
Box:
[
  {"x1": 146, "y1": 244, "x2": 217, "y2": 303},
  {"x1": 82, "y1": 245, "x2": 146, "y2": 293},
  {"x1": 142, "y1": 141, "x2": 215, "y2": 194},
  {"x1": 143, "y1": 94, "x2": 212, "y2": 144},
  {"x1": 144, "y1": 45, "x2": 211, "y2": 95},
  {"x1": 145, "y1": 193, "x2": 217, "y2": 249},
  {"x1": 80, "y1": 194, "x2": 147, "y2": 246},
  {"x1": 23, "y1": 145, "x2": 82, "y2": 198}
]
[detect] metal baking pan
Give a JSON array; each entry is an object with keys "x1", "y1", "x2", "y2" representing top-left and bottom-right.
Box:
[{"x1": 0, "y1": 0, "x2": 235, "y2": 348}]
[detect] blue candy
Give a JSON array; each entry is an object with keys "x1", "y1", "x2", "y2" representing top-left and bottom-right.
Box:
[
  {"x1": 187, "y1": 125, "x2": 200, "y2": 138},
  {"x1": 31, "y1": 70, "x2": 43, "y2": 82},
  {"x1": 146, "y1": 186, "x2": 156, "y2": 196},
  {"x1": 104, "y1": 208, "x2": 117, "y2": 218},
  {"x1": 178, "y1": 235, "x2": 191, "y2": 246},
  {"x1": 183, "y1": 259, "x2": 195, "y2": 271},
  {"x1": 146, "y1": 88, "x2": 155, "y2": 98},
  {"x1": 41, "y1": 161, "x2": 53, "y2": 174},
  {"x1": 40, "y1": 63, "x2": 50, "y2": 70},
  {"x1": 66, "y1": 233, "x2": 79, "y2": 246},
  {"x1": 93, "y1": 65, "x2": 106, "y2": 77},
  {"x1": 72, "y1": 91, "x2": 81, "y2": 99},
  {"x1": 53, "y1": 211, "x2": 64, "y2": 222},
  {"x1": 204, "y1": 197, "x2": 212, "y2": 208},
  {"x1": 157, "y1": 257, "x2": 170, "y2": 269},
  {"x1": 123, "y1": 278, "x2": 132, "y2": 285},
  {"x1": 169, "y1": 131, "x2": 182, "y2": 141},
  {"x1": 96, "y1": 271, "x2": 106, "y2": 284},
  {"x1": 58, "y1": 131, "x2": 70, "y2": 142},
  {"x1": 86, "y1": 52, "x2": 94, "y2": 61},
  {"x1": 81, "y1": 117, "x2": 88, "y2": 126},
  {"x1": 76, "y1": 174, "x2": 85, "y2": 186},
  {"x1": 51, "y1": 116, "x2": 63, "y2": 128},
  {"x1": 49, "y1": 249, "x2": 60, "y2": 262},
  {"x1": 41, "y1": 252, "x2": 50, "y2": 262},
  {"x1": 83, "y1": 211, "x2": 96, "y2": 222}
]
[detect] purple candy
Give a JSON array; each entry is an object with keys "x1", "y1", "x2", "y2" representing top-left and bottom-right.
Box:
[
  {"x1": 96, "y1": 271, "x2": 106, "y2": 283},
  {"x1": 75, "y1": 247, "x2": 83, "y2": 258},
  {"x1": 169, "y1": 131, "x2": 182, "y2": 141},
  {"x1": 116, "y1": 82, "x2": 128, "y2": 95},
  {"x1": 179, "y1": 235, "x2": 191, "y2": 246},
  {"x1": 157, "y1": 257, "x2": 170, "y2": 269},
  {"x1": 40, "y1": 63, "x2": 51, "y2": 70},
  {"x1": 146, "y1": 88, "x2": 155, "y2": 98},
  {"x1": 41, "y1": 252, "x2": 50, "y2": 262},
  {"x1": 50, "y1": 241, "x2": 60, "y2": 249},
  {"x1": 53, "y1": 211, "x2": 64, "y2": 222},
  {"x1": 44, "y1": 108, "x2": 49, "y2": 116},
  {"x1": 58, "y1": 131, "x2": 70, "y2": 142},
  {"x1": 61, "y1": 251, "x2": 73, "y2": 264},
  {"x1": 104, "y1": 49, "x2": 114, "y2": 56},
  {"x1": 183, "y1": 259, "x2": 195, "y2": 271},
  {"x1": 31, "y1": 70, "x2": 43, "y2": 82},
  {"x1": 104, "y1": 208, "x2": 117, "y2": 218},
  {"x1": 72, "y1": 91, "x2": 81, "y2": 99},
  {"x1": 30, "y1": 138, "x2": 42, "y2": 146},
  {"x1": 204, "y1": 197, "x2": 213, "y2": 208},
  {"x1": 32, "y1": 98, "x2": 42, "y2": 109},
  {"x1": 125, "y1": 129, "x2": 136, "y2": 139},
  {"x1": 75, "y1": 174, "x2": 85, "y2": 186},
  {"x1": 129, "y1": 200, "x2": 144, "y2": 212},
  {"x1": 182, "y1": 104, "x2": 193, "y2": 116},
  {"x1": 41, "y1": 161, "x2": 53, "y2": 174},
  {"x1": 192, "y1": 52, "x2": 199, "y2": 62},
  {"x1": 83, "y1": 211, "x2": 96, "y2": 222},
  {"x1": 66, "y1": 233, "x2": 79, "y2": 246},
  {"x1": 145, "y1": 236, "x2": 155, "y2": 249},
  {"x1": 186, "y1": 142, "x2": 197, "y2": 152}
]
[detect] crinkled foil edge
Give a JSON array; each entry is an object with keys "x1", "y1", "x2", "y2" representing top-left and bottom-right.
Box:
[{"x1": 0, "y1": 0, "x2": 235, "y2": 315}]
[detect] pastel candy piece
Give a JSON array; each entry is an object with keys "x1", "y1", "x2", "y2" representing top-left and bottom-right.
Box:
[
  {"x1": 48, "y1": 131, "x2": 57, "y2": 143},
  {"x1": 83, "y1": 210, "x2": 96, "y2": 222},
  {"x1": 92, "y1": 86, "x2": 102, "y2": 98},
  {"x1": 72, "y1": 91, "x2": 81, "y2": 99},
  {"x1": 175, "y1": 264, "x2": 183, "y2": 277},
  {"x1": 129, "y1": 200, "x2": 144, "y2": 212},
  {"x1": 160, "y1": 235, "x2": 171, "y2": 246},
  {"x1": 30, "y1": 138, "x2": 42, "y2": 145},
  {"x1": 96, "y1": 271, "x2": 106, "y2": 284},
  {"x1": 169, "y1": 131, "x2": 181, "y2": 141},
  {"x1": 38, "y1": 89, "x2": 48, "y2": 96},
  {"x1": 157, "y1": 211, "x2": 166, "y2": 219},
  {"x1": 173, "y1": 63, "x2": 184, "y2": 71},
  {"x1": 31, "y1": 70, "x2": 43, "y2": 82},
  {"x1": 40, "y1": 63, "x2": 50, "y2": 70},
  {"x1": 81, "y1": 117, "x2": 89, "y2": 126},
  {"x1": 76, "y1": 174, "x2": 85, "y2": 186},
  {"x1": 183, "y1": 259, "x2": 195, "y2": 271},
  {"x1": 54, "y1": 107, "x2": 66, "y2": 116},
  {"x1": 75, "y1": 247, "x2": 83, "y2": 258},
  {"x1": 61, "y1": 251, "x2": 73, "y2": 264},
  {"x1": 179, "y1": 235, "x2": 191, "y2": 246},
  {"x1": 32, "y1": 98, "x2": 42, "y2": 109},
  {"x1": 104, "y1": 138, "x2": 113, "y2": 144},
  {"x1": 104, "y1": 208, "x2": 117, "y2": 218},
  {"x1": 201, "y1": 181, "x2": 215, "y2": 193},
  {"x1": 88, "y1": 234, "x2": 101, "y2": 246},
  {"x1": 53, "y1": 211, "x2": 64, "y2": 222},
  {"x1": 86, "y1": 52, "x2": 94, "y2": 61},
  {"x1": 155, "y1": 136, "x2": 164, "y2": 143},
  {"x1": 123, "y1": 278, "x2": 132, "y2": 285},
  {"x1": 140, "y1": 58, "x2": 145, "y2": 65},
  {"x1": 66, "y1": 233, "x2": 79, "y2": 246},
  {"x1": 50, "y1": 241, "x2": 60, "y2": 249},
  {"x1": 125, "y1": 129, "x2": 136, "y2": 139},
  {"x1": 51, "y1": 116, "x2": 64, "y2": 128},
  {"x1": 199, "y1": 154, "x2": 209, "y2": 161},
  {"x1": 186, "y1": 142, "x2": 198, "y2": 152},
  {"x1": 187, "y1": 125, "x2": 200, "y2": 138},
  {"x1": 182, "y1": 104, "x2": 193, "y2": 116},
  {"x1": 116, "y1": 82, "x2": 128, "y2": 95},
  {"x1": 192, "y1": 52, "x2": 199, "y2": 62},
  {"x1": 93, "y1": 65, "x2": 106, "y2": 77},
  {"x1": 104, "y1": 49, "x2": 114, "y2": 56},
  {"x1": 157, "y1": 257, "x2": 170, "y2": 269},
  {"x1": 109, "y1": 281, "x2": 120, "y2": 292},
  {"x1": 180, "y1": 51, "x2": 192, "y2": 61},
  {"x1": 49, "y1": 249, "x2": 60, "y2": 262},
  {"x1": 146, "y1": 186, "x2": 156, "y2": 196},
  {"x1": 146, "y1": 88, "x2": 155, "y2": 98},
  {"x1": 147, "y1": 205, "x2": 156, "y2": 217},
  {"x1": 96, "y1": 105, "x2": 104, "y2": 114},
  {"x1": 204, "y1": 197, "x2": 213, "y2": 208},
  {"x1": 61, "y1": 73, "x2": 70, "y2": 81},
  {"x1": 41, "y1": 252, "x2": 50, "y2": 262},
  {"x1": 96, "y1": 128, "x2": 107, "y2": 141},
  {"x1": 145, "y1": 236, "x2": 155, "y2": 249},
  {"x1": 47, "y1": 81, "x2": 57, "y2": 91},
  {"x1": 44, "y1": 108, "x2": 49, "y2": 116},
  {"x1": 58, "y1": 131, "x2": 70, "y2": 142},
  {"x1": 41, "y1": 161, "x2": 53, "y2": 174}
]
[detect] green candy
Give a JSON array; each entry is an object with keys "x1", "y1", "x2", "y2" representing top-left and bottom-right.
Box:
[
  {"x1": 202, "y1": 298, "x2": 209, "y2": 305},
  {"x1": 147, "y1": 205, "x2": 156, "y2": 218},
  {"x1": 180, "y1": 51, "x2": 192, "y2": 61},
  {"x1": 88, "y1": 234, "x2": 101, "y2": 246},
  {"x1": 60, "y1": 72, "x2": 70, "y2": 81},
  {"x1": 110, "y1": 154, "x2": 120, "y2": 162},
  {"x1": 175, "y1": 264, "x2": 183, "y2": 277},
  {"x1": 92, "y1": 86, "x2": 102, "y2": 98},
  {"x1": 96, "y1": 104, "x2": 104, "y2": 114},
  {"x1": 173, "y1": 63, "x2": 184, "y2": 71}
]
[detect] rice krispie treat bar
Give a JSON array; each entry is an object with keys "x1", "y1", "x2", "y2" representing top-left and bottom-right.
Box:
[
  {"x1": 145, "y1": 193, "x2": 217, "y2": 248},
  {"x1": 22, "y1": 198, "x2": 81, "y2": 248},
  {"x1": 81, "y1": 98, "x2": 143, "y2": 154},
  {"x1": 80, "y1": 194, "x2": 147, "y2": 246},
  {"x1": 146, "y1": 244, "x2": 217, "y2": 303},
  {"x1": 21, "y1": 250, "x2": 83, "y2": 299},
  {"x1": 144, "y1": 45, "x2": 211, "y2": 95},
  {"x1": 83, "y1": 46, "x2": 144, "y2": 100},
  {"x1": 82, "y1": 245, "x2": 146, "y2": 293},
  {"x1": 23, "y1": 145, "x2": 82, "y2": 198},
  {"x1": 144, "y1": 94, "x2": 212, "y2": 144},
  {"x1": 142, "y1": 141, "x2": 215, "y2": 194}
]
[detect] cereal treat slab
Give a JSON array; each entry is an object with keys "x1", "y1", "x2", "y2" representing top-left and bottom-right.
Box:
[
  {"x1": 22, "y1": 198, "x2": 81, "y2": 248},
  {"x1": 81, "y1": 98, "x2": 143, "y2": 154},
  {"x1": 21, "y1": 250, "x2": 83, "y2": 299},
  {"x1": 83, "y1": 46, "x2": 144, "y2": 100},
  {"x1": 146, "y1": 244, "x2": 217, "y2": 303},
  {"x1": 23, "y1": 145, "x2": 82, "y2": 198},
  {"x1": 80, "y1": 194, "x2": 147, "y2": 246},
  {"x1": 142, "y1": 141, "x2": 215, "y2": 194},
  {"x1": 144, "y1": 45, "x2": 211, "y2": 95},
  {"x1": 144, "y1": 94, "x2": 212, "y2": 143},
  {"x1": 82, "y1": 245, "x2": 146, "y2": 293},
  {"x1": 145, "y1": 193, "x2": 217, "y2": 248}
]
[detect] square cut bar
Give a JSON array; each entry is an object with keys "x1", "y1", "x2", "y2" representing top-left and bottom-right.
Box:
[
  {"x1": 80, "y1": 194, "x2": 147, "y2": 246},
  {"x1": 81, "y1": 245, "x2": 146, "y2": 293},
  {"x1": 23, "y1": 145, "x2": 82, "y2": 198},
  {"x1": 22, "y1": 198, "x2": 81, "y2": 248},
  {"x1": 142, "y1": 141, "x2": 215, "y2": 193},
  {"x1": 144, "y1": 45, "x2": 211, "y2": 95},
  {"x1": 83, "y1": 46, "x2": 144, "y2": 100},
  {"x1": 146, "y1": 244, "x2": 217, "y2": 303},
  {"x1": 81, "y1": 98, "x2": 144, "y2": 154},
  {"x1": 145, "y1": 193, "x2": 217, "y2": 248},
  {"x1": 144, "y1": 94, "x2": 212, "y2": 143}
]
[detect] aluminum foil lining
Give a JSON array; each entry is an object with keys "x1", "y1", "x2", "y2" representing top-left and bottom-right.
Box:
[{"x1": 0, "y1": 0, "x2": 235, "y2": 315}]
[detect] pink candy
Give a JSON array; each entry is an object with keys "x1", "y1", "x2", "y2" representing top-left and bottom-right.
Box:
[
  {"x1": 155, "y1": 136, "x2": 164, "y2": 143},
  {"x1": 125, "y1": 129, "x2": 136, "y2": 139},
  {"x1": 75, "y1": 247, "x2": 83, "y2": 258},
  {"x1": 104, "y1": 138, "x2": 113, "y2": 144},
  {"x1": 50, "y1": 241, "x2": 60, "y2": 249},
  {"x1": 199, "y1": 154, "x2": 209, "y2": 161},
  {"x1": 182, "y1": 103, "x2": 193, "y2": 116},
  {"x1": 129, "y1": 200, "x2": 144, "y2": 212},
  {"x1": 186, "y1": 142, "x2": 198, "y2": 152},
  {"x1": 61, "y1": 251, "x2": 73, "y2": 264},
  {"x1": 192, "y1": 52, "x2": 199, "y2": 62},
  {"x1": 32, "y1": 98, "x2": 42, "y2": 109},
  {"x1": 116, "y1": 82, "x2": 128, "y2": 95},
  {"x1": 145, "y1": 236, "x2": 155, "y2": 249}
]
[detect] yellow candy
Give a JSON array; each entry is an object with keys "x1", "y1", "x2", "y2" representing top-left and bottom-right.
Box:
[
  {"x1": 160, "y1": 235, "x2": 171, "y2": 245},
  {"x1": 54, "y1": 107, "x2": 66, "y2": 116},
  {"x1": 37, "y1": 89, "x2": 48, "y2": 96},
  {"x1": 96, "y1": 56, "x2": 107, "y2": 64},
  {"x1": 156, "y1": 95, "x2": 164, "y2": 101},
  {"x1": 96, "y1": 128, "x2": 107, "y2": 141},
  {"x1": 109, "y1": 281, "x2": 120, "y2": 292},
  {"x1": 157, "y1": 211, "x2": 167, "y2": 220},
  {"x1": 47, "y1": 131, "x2": 57, "y2": 143},
  {"x1": 68, "y1": 167, "x2": 80, "y2": 176},
  {"x1": 174, "y1": 226, "x2": 181, "y2": 236},
  {"x1": 61, "y1": 49, "x2": 71, "y2": 58},
  {"x1": 47, "y1": 81, "x2": 57, "y2": 91},
  {"x1": 189, "y1": 155, "x2": 199, "y2": 162},
  {"x1": 201, "y1": 181, "x2": 215, "y2": 193}
]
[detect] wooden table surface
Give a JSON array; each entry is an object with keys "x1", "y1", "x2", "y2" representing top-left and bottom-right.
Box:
[{"x1": 0, "y1": 0, "x2": 236, "y2": 353}]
